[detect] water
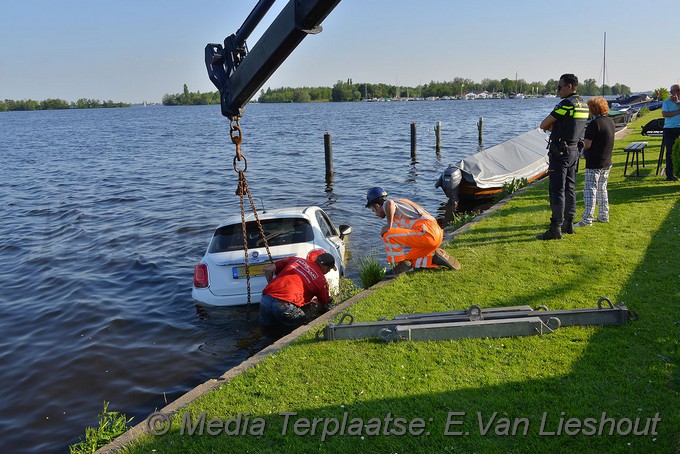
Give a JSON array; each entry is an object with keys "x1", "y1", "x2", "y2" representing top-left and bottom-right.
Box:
[{"x1": 0, "y1": 98, "x2": 555, "y2": 452}]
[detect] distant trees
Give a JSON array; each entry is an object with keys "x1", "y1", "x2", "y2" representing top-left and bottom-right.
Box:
[
  {"x1": 575, "y1": 79, "x2": 632, "y2": 96},
  {"x1": 160, "y1": 76, "x2": 634, "y2": 109},
  {"x1": 252, "y1": 77, "x2": 633, "y2": 104},
  {"x1": 0, "y1": 77, "x2": 639, "y2": 113},
  {"x1": 161, "y1": 84, "x2": 220, "y2": 105},
  {"x1": 346, "y1": 77, "x2": 628, "y2": 103},
  {"x1": 656, "y1": 87, "x2": 670, "y2": 101},
  {"x1": 291, "y1": 89, "x2": 311, "y2": 103},
  {"x1": 257, "y1": 86, "x2": 333, "y2": 103},
  {"x1": 610, "y1": 83, "x2": 632, "y2": 96},
  {"x1": 331, "y1": 79, "x2": 361, "y2": 102},
  {"x1": 0, "y1": 98, "x2": 129, "y2": 112}
]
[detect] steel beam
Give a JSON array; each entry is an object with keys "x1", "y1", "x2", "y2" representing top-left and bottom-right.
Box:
[
  {"x1": 392, "y1": 304, "x2": 534, "y2": 321},
  {"x1": 395, "y1": 317, "x2": 554, "y2": 342},
  {"x1": 317, "y1": 298, "x2": 634, "y2": 342},
  {"x1": 317, "y1": 305, "x2": 535, "y2": 341}
]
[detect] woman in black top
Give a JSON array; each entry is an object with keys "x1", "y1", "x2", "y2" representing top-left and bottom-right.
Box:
[{"x1": 574, "y1": 96, "x2": 615, "y2": 227}]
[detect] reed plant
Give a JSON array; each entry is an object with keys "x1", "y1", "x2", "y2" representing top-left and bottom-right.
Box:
[
  {"x1": 70, "y1": 402, "x2": 132, "y2": 454},
  {"x1": 355, "y1": 251, "x2": 386, "y2": 289},
  {"x1": 501, "y1": 177, "x2": 528, "y2": 196},
  {"x1": 445, "y1": 211, "x2": 477, "y2": 231}
]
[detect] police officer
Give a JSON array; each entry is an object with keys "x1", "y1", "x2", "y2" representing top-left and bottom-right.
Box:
[{"x1": 538, "y1": 74, "x2": 589, "y2": 240}]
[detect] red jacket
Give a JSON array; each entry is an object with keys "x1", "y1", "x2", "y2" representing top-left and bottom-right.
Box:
[{"x1": 262, "y1": 257, "x2": 330, "y2": 307}]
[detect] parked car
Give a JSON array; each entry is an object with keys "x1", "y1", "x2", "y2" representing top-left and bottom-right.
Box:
[{"x1": 192, "y1": 206, "x2": 352, "y2": 307}]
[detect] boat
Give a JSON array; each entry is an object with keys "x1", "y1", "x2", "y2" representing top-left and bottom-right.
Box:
[
  {"x1": 609, "y1": 93, "x2": 651, "y2": 107},
  {"x1": 435, "y1": 128, "x2": 550, "y2": 202},
  {"x1": 508, "y1": 72, "x2": 525, "y2": 99}
]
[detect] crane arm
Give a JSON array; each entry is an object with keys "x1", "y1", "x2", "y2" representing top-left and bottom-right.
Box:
[{"x1": 206, "y1": 0, "x2": 341, "y2": 120}]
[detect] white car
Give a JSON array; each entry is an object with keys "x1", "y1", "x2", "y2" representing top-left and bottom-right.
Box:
[{"x1": 192, "y1": 206, "x2": 352, "y2": 307}]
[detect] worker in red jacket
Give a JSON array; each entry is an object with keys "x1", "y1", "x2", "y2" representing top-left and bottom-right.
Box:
[{"x1": 259, "y1": 253, "x2": 336, "y2": 326}]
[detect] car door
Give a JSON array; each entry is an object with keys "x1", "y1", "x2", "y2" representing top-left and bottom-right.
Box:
[{"x1": 314, "y1": 210, "x2": 346, "y2": 274}]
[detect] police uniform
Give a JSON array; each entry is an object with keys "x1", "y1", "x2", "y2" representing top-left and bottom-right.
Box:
[{"x1": 547, "y1": 94, "x2": 588, "y2": 226}]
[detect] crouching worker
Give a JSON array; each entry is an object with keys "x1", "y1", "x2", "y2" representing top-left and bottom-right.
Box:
[
  {"x1": 365, "y1": 187, "x2": 461, "y2": 275},
  {"x1": 259, "y1": 253, "x2": 336, "y2": 327}
]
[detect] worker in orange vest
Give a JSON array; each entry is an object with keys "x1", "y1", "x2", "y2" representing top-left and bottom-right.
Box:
[{"x1": 365, "y1": 187, "x2": 461, "y2": 275}]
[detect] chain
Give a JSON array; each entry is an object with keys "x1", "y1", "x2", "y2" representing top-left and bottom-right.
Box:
[
  {"x1": 230, "y1": 119, "x2": 244, "y2": 161},
  {"x1": 230, "y1": 118, "x2": 273, "y2": 305}
]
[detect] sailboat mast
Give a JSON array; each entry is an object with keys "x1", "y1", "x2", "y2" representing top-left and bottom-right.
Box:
[{"x1": 601, "y1": 32, "x2": 606, "y2": 96}]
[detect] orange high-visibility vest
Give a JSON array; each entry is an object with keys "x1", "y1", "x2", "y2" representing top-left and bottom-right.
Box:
[{"x1": 382, "y1": 199, "x2": 442, "y2": 268}]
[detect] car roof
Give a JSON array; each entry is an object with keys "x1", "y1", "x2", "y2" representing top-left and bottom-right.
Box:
[{"x1": 217, "y1": 206, "x2": 321, "y2": 227}]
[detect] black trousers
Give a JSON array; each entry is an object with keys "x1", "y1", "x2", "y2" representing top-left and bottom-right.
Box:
[
  {"x1": 662, "y1": 128, "x2": 680, "y2": 178},
  {"x1": 548, "y1": 147, "x2": 579, "y2": 224}
]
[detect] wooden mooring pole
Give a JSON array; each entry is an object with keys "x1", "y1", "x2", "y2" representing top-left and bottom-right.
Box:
[
  {"x1": 435, "y1": 121, "x2": 442, "y2": 154},
  {"x1": 410, "y1": 122, "x2": 417, "y2": 161},
  {"x1": 477, "y1": 117, "x2": 483, "y2": 144},
  {"x1": 324, "y1": 132, "x2": 333, "y2": 183}
]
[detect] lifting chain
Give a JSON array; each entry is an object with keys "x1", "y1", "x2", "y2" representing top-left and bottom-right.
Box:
[{"x1": 230, "y1": 118, "x2": 273, "y2": 305}]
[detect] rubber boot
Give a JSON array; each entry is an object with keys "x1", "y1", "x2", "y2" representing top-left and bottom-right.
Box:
[
  {"x1": 561, "y1": 217, "x2": 574, "y2": 235},
  {"x1": 536, "y1": 222, "x2": 562, "y2": 240}
]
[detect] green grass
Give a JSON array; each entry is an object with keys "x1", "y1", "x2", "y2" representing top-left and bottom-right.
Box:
[
  {"x1": 121, "y1": 112, "x2": 680, "y2": 453},
  {"x1": 335, "y1": 276, "x2": 362, "y2": 303}
]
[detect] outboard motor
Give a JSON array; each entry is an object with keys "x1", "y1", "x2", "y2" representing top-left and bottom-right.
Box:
[{"x1": 435, "y1": 164, "x2": 462, "y2": 203}]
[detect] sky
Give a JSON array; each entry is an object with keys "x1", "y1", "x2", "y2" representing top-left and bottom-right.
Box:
[{"x1": 1, "y1": 0, "x2": 678, "y2": 104}]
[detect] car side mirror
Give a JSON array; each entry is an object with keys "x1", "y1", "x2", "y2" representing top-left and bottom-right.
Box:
[{"x1": 339, "y1": 224, "x2": 352, "y2": 239}]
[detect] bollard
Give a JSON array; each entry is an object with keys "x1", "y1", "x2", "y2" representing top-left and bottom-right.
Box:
[
  {"x1": 324, "y1": 132, "x2": 333, "y2": 183},
  {"x1": 411, "y1": 122, "x2": 417, "y2": 161},
  {"x1": 477, "y1": 117, "x2": 483, "y2": 144},
  {"x1": 435, "y1": 121, "x2": 442, "y2": 154}
]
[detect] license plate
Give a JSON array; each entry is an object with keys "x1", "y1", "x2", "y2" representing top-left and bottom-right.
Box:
[{"x1": 233, "y1": 263, "x2": 267, "y2": 279}]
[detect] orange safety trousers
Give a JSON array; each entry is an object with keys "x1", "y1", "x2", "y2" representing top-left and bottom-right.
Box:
[{"x1": 382, "y1": 218, "x2": 443, "y2": 269}]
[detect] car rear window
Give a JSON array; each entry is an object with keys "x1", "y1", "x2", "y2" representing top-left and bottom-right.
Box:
[{"x1": 208, "y1": 218, "x2": 314, "y2": 253}]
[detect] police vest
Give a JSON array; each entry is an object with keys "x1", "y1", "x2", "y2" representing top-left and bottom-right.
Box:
[{"x1": 551, "y1": 94, "x2": 589, "y2": 144}]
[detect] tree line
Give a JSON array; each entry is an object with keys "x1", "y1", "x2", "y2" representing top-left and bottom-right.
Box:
[
  {"x1": 162, "y1": 77, "x2": 637, "y2": 107},
  {"x1": 0, "y1": 75, "x2": 643, "y2": 113},
  {"x1": 257, "y1": 77, "x2": 634, "y2": 103},
  {"x1": 161, "y1": 84, "x2": 220, "y2": 106},
  {"x1": 0, "y1": 98, "x2": 130, "y2": 112}
]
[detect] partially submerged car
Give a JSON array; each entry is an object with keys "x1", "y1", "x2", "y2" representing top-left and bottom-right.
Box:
[{"x1": 192, "y1": 206, "x2": 351, "y2": 307}]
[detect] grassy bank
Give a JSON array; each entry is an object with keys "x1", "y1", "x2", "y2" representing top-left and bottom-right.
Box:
[{"x1": 120, "y1": 112, "x2": 679, "y2": 453}]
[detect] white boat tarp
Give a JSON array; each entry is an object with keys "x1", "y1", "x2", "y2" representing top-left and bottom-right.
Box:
[{"x1": 456, "y1": 128, "x2": 550, "y2": 189}]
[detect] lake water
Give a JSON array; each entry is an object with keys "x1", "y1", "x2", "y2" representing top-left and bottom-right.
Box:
[{"x1": 0, "y1": 98, "x2": 556, "y2": 452}]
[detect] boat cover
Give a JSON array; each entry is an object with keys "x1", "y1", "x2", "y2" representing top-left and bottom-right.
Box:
[{"x1": 455, "y1": 128, "x2": 550, "y2": 189}]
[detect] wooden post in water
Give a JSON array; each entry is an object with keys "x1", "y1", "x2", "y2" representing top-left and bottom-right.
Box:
[
  {"x1": 477, "y1": 117, "x2": 483, "y2": 144},
  {"x1": 435, "y1": 121, "x2": 442, "y2": 154},
  {"x1": 324, "y1": 132, "x2": 333, "y2": 184},
  {"x1": 410, "y1": 122, "x2": 417, "y2": 161}
]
